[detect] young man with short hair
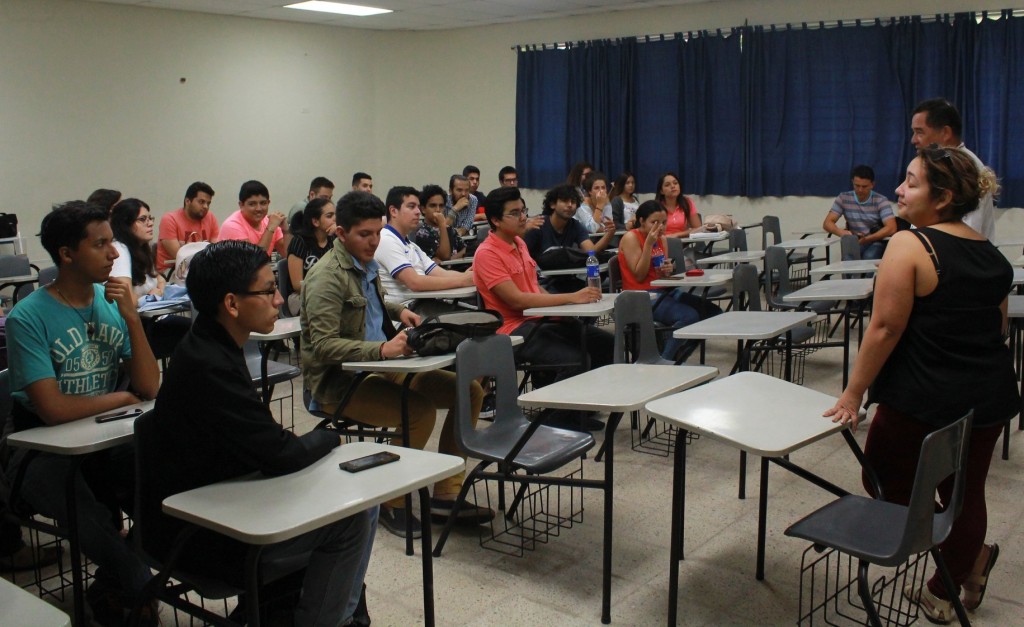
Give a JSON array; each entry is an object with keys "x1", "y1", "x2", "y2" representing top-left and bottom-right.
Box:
[
  {"x1": 220, "y1": 180, "x2": 287, "y2": 257},
  {"x1": 5, "y1": 200, "x2": 160, "y2": 625},
  {"x1": 351, "y1": 172, "x2": 373, "y2": 194},
  {"x1": 288, "y1": 176, "x2": 335, "y2": 223},
  {"x1": 145, "y1": 240, "x2": 373, "y2": 627},
  {"x1": 473, "y1": 186, "x2": 614, "y2": 430},
  {"x1": 823, "y1": 165, "x2": 896, "y2": 260},
  {"x1": 498, "y1": 165, "x2": 518, "y2": 187},
  {"x1": 375, "y1": 186, "x2": 474, "y2": 304},
  {"x1": 301, "y1": 191, "x2": 492, "y2": 538},
  {"x1": 156, "y1": 181, "x2": 219, "y2": 270},
  {"x1": 462, "y1": 164, "x2": 486, "y2": 207}
]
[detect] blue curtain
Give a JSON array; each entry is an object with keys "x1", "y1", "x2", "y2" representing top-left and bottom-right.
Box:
[{"x1": 516, "y1": 12, "x2": 1024, "y2": 205}]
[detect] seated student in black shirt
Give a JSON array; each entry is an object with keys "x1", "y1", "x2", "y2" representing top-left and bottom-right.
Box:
[
  {"x1": 286, "y1": 198, "x2": 336, "y2": 315},
  {"x1": 523, "y1": 184, "x2": 616, "y2": 293},
  {"x1": 145, "y1": 240, "x2": 374, "y2": 626}
]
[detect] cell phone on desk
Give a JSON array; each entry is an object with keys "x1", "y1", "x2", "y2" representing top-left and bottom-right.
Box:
[
  {"x1": 339, "y1": 451, "x2": 400, "y2": 473},
  {"x1": 95, "y1": 408, "x2": 143, "y2": 423}
]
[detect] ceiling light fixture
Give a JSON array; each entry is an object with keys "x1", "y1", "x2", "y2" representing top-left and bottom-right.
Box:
[{"x1": 284, "y1": 1, "x2": 392, "y2": 17}]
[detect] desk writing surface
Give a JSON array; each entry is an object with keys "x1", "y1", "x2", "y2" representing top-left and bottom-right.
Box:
[
  {"x1": 782, "y1": 278, "x2": 873, "y2": 302},
  {"x1": 517, "y1": 364, "x2": 717, "y2": 413},
  {"x1": 523, "y1": 293, "x2": 617, "y2": 317},
  {"x1": 0, "y1": 577, "x2": 71, "y2": 627},
  {"x1": 678, "y1": 231, "x2": 729, "y2": 244},
  {"x1": 6, "y1": 401, "x2": 155, "y2": 455},
  {"x1": 696, "y1": 251, "x2": 764, "y2": 266},
  {"x1": 537, "y1": 263, "x2": 607, "y2": 278},
  {"x1": 250, "y1": 316, "x2": 301, "y2": 341},
  {"x1": 398, "y1": 285, "x2": 477, "y2": 300},
  {"x1": 1009, "y1": 295, "x2": 1024, "y2": 318},
  {"x1": 993, "y1": 237, "x2": 1024, "y2": 248},
  {"x1": 808, "y1": 260, "x2": 881, "y2": 277},
  {"x1": 774, "y1": 237, "x2": 839, "y2": 250},
  {"x1": 341, "y1": 353, "x2": 456, "y2": 373},
  {"x1": 163, "y1": 442, "x2": 463, "y2": 545},
  {"x1": 1014, "y1": 268, "x2": 1024, "y2": 286},
  {"x1": 651, "y1": 268, "x2": 732, "y2": 288},
  {"x1": 672, "y1": 311, "x2": 816, "y2": 341},
  {"x1": 645, "y1": 372, "x2": 852, "y2": 457}
]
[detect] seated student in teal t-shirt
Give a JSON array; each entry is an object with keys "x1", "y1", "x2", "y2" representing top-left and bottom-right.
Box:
[{"x1": 5, "y1": 200, "x2": 160, "y2": 624}]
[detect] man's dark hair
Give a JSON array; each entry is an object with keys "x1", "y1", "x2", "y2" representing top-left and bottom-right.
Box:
[
  {"x1": 484, "y1": 186, "x2": 523, "y2": 229},
  {"x1": 582, "y1": 171, "x2": 608, "y2": 194},
  {"x1": 448, "y1": 174, "x2": 468, "y2": 191},
  {"x1": 309, "y1": 176, "x2": 334, "y2": 192},
  {"x1": 39, "y1": 200, "x2": 110, "y2": 265},
  {"x1": 498, "y1": 165, "x2": 517, "y2": 182},
  {"x1": 420, "y1": 184, "x2": 446, "y2": 206},
  {"x1": 913, "y1": 98, "x2": 963, "y2": 139},
  {"x1": 185, "y1": 181, "x2": 215, "y2": 202},
  {"x1": 186, "y1": 241, "x2": 269, "y2": 318},
  {"x1": 385, "y1": 186, "x2": 419, "y2": 221},
  {"x1": 851, "y1": 165, "x2": 875, "y2": 181},
  {"x1": 462, "y1": 165, "x2": 480, "y2": 177},
  {"x1": 351, "y1": 172, "x2": 372, "y2": 186},
  {"x1": 542, "y1": 184, "x2": 581, "y2": 216},
  {"x1": 336, "y1": 191, "x2": 386, "y2": 230},
  {"x1": 238, "y1": 180, "x2": 270, "y2": 203},
  {"x1": 86, "y1": 189, "x2": 121, "y2": 213}
]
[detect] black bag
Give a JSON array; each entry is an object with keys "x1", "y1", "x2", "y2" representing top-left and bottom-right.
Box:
[
  {"x1": 405, "y1": 310, "x2": 503, "y2": 356},
  {"x1": 536, "y1": 246, "x2": 614, "y2": 271},
  {"x1": 0, "y1": 213, "x2": 17, "y2": 238}
]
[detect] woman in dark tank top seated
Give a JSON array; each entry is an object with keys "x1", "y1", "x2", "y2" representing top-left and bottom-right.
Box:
[{"x1": 824, "y1": 144, "x2": 1018, "y2": 624}]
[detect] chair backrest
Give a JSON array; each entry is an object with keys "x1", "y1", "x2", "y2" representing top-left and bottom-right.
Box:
[
  {"x1": 475, "y1": 223, "x2": 490, "y2": 241},
  {"x1": 133, "y1": 409, "x2": 163, "y2": 563},
  {"x1": 665, "y1": 237, "x2": 686, "y2": 270},
  {"x1": 607, "y1": 254, "x2": 622, "y2": 293},
  {"x1": 0, "y1": 254, "x2": 33, "y2": 302},
  {"x1": 453, "y1": 334, "x2": 525, "y2": 457},
  {"x1": 728, "y1": 228, "x2": 748, "y2": 252},
  {"x1": 839, "y1": 234, "x2": 861, "y2": 261},
  {"x1": 612, "y1": 290, "x2": 663, "y2": 364},
  {"x1": 37, "y1": 266, "x2": 58, "y2": 288},
  {"x1": 762, "y1": 246, "x2": 792, "y2": 308},
  {"x1": 731, "y1": 264, "x2": 762, "y2": 312},
  {"x1": 0, "y1": 369, "x2": 12, "y2": 441},
  {"x1": 762, "y1": 215, "x2": 782, "y2": 249},
  {"x1": 276, "y1": 257, "x2": 294, "y2": 316},
  {"x1": 896, "y1": 411, "x2": 974, "y2": 558}
]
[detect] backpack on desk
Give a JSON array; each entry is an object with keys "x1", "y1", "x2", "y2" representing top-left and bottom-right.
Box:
[{"x1": 405, "y1": 310, "x2": 502, "y2": 356}]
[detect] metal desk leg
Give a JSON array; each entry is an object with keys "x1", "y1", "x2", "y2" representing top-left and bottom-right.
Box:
[
  {"x1": 401, "y1": 374, "x2": 415, "y2": 557},
  {"x1": 668, "y1": 427, "x2": 688, "y2": 627},
  {"x1": 259, "y1": 342, "x2": 271, "y2": 405},
  {"x1": 755, "y1": 456, "x2": 769, "y2": 581},
  {"x1": 842, "y1": 302, "x2": 852, "y2": 389},
  {"x1": 418, "y1": 486, "x2": 436, "y2": 627},
  {"x1": 600, "y1": 412, "x2": 623, "y2": 624},
  {"x1": 65, "y1": 459, "x2": 86, "y2": 627}
]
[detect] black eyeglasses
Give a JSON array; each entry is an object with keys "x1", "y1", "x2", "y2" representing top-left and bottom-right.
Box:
[
  {"x1": 503, "y1": 208, "x2": 529, "y2": 220},
  {"x1": 238, "y1": 286, "x2": 278, "y2": 297}
]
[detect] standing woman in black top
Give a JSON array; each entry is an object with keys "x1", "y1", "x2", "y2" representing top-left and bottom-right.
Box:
[
  {"x1": 286, "y1": 198, "x2": 335, "y2": 315},
  {"x1": 825, "y1": 145, "x2": 1018, "y2": 623}
]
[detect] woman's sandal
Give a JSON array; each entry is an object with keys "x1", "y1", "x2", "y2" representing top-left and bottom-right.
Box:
[
  {"x1": 962, "y1": 543, "x2": 999, "y2": 611},
  {"x1": 903, "y1": 584, "x2": 955, "y2": 625}
]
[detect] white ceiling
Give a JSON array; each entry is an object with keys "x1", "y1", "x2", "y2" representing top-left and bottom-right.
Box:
[{"x1": 81, "y1": 0, "x2": 718, "y2": 31}]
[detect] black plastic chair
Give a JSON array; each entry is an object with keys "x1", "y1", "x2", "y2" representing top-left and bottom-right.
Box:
[
  {"x1": 785, "y1": 411, "x2": 974, "y2": 627},
  {"x1": 763, "y1": 246, "x2": 834, "y2": 314},
  {"x1": 276, "y1": 257, "x2": 294, "y2": 317},
  {"x1": 840, "y1": 234, "x2": 861, "y2": 261},
  {"x1": 432, "y1": 335, "x2": 595, "y2": 557},
  {"x1": 728, "y1": 227, "x2": 748, "y2": 252}
]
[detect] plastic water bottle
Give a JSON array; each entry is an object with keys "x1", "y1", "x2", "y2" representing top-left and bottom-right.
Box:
[
  {"x1": 586, "y1": 250, "x2": 602, "y2": 291},
  {"x1": 651, "y1": 241, "x2": 665, "y2": 270}
]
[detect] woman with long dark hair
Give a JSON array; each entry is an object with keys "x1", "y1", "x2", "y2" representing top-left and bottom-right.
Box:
[
  {"x1": 110, "y1": 198, "x2": 165, "y2": 297},
  {"x1": 286, "y1": 197, "x2": 335, "y2": 315},
  {"x1": 825, "y1": 146, "x2": 1018, "y2": 623},
  {"x1": 655, "y1": 172, "x2": 702, "y2": 238},
  {"x1": 610, "y1": 171, "x2": 640, "y2": 229}
]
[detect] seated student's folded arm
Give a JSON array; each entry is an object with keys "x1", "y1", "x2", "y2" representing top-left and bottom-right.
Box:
[{"x1": 490, "y1": 279, "x2": 571, "y2": 310}]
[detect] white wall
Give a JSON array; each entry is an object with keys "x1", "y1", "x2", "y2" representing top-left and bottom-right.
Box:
[{"x1": 2, "y1": 0, "x2": 1022, "y2": 263}]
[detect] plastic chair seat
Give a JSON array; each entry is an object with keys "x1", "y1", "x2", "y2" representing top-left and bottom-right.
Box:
[
  {"x1": 787, "y1": 496, "x2": 911, "y2": 566},
  {"x1": 245, "y1": 356, "x2": 300, "y2": 386},
  {"x1": 462, "y1": 417, "x2": 595, "y2": 475}
]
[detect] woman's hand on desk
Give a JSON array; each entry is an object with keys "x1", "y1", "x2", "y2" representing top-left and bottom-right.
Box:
[{"x1": 823, "y1": 390, "x2": 865, "y2": 432}]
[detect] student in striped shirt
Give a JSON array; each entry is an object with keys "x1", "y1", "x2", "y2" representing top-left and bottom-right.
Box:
[{"x1": 823, "y1": 165, "x2": 897, "y2": 259}]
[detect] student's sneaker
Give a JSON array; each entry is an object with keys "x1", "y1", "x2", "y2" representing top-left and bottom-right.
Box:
[
  {"x1": 479, "y1": 393, "x2": 496, "y2": 420},
  {"x1": 378, "y1": 506, "x2": 422, "y2": 539},
  {"x1": 429, "y1": 498, "x2": 495, "y2": 525}
]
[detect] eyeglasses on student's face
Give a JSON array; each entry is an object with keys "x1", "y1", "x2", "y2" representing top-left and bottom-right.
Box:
[
  {"x1": 135, "y1": 215, "x2": 155, "y2": 224},
  {"x1": 238, "y1": 286, "x2": 279, "y2": 297},
  {"x1": 503, "y1": 208, "x2": 529, "y2": 220}
]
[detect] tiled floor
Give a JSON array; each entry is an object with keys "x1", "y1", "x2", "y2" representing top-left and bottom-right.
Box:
[{"x1": 5, "y1": 329, "x2": 1024, "y2": 626}]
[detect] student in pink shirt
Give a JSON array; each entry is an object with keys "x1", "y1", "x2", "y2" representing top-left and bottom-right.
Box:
[
  {"x1": 219, "y1": 180, "x2": 286, "y2": 257},
  {"x1": 156, "y1": 181, "x2": 219, "y2": 270}
]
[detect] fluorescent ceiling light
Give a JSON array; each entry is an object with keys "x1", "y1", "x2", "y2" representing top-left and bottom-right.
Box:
[{"x1": 284, "y1": 1, "x2": 391, "y2": 17}]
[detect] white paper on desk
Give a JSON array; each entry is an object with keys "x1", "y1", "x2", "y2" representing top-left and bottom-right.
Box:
[{"x1": 688, "y1": 232, "x2": 722, "y2": 240}]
